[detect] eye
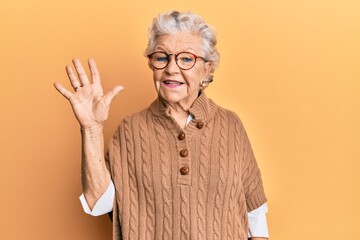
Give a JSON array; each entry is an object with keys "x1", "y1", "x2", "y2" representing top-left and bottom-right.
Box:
[
  {"x1": 156, "y1": 56, "x2": 168, "y2": 62},
  {"x1": 179, "y1": 57, "x2": 194, "y2": 63},
  {"x1": 151, "y1": 53, "x2": 169, "y2": 62},
  {"x1": 177, "y1": 53, "x2": 196, "y2": 64}
]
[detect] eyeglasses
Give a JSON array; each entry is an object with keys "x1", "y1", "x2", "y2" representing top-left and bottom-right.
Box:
[{"x1": 147, "y1": 51, "x2": 207, "y2": 70}]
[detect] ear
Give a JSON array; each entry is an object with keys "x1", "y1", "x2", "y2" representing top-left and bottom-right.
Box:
[
  {"x1": 204, "y1": 61, "x2": 212, "y2": 77},
  {"x1": 199, "y1": 62, "x2": 213, "y2": 90}
]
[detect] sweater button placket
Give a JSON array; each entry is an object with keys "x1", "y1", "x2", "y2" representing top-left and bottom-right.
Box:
[
  {"x1": 180, "y1": 148, "x2": 188, "y2": 158},
  {"x1": 180, "y1": 166, "x2": 190, "y2": 175},
  {"x1": 178, "y1": 132, "x2": 185, "y2": 140},
  {"x1": 176, "y1": 131, "x2": 190, "y2": 184}
]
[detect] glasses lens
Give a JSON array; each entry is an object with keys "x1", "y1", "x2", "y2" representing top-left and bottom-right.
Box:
[
  {"x1": 150, "y1": 52, "x2": 168, "y2": 69},
  {"x1": 176, "y1": 52, "x2": 196, "y2": 70}
]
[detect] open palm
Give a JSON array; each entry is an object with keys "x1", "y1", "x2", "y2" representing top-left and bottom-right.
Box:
[{"x1": 54, "y1": 58, "x2": 123, "y2": 128}]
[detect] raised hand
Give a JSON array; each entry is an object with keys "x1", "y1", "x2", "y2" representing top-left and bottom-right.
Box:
[{"x1": 54, "y1": 58, "x2": 123, "y2": 129}]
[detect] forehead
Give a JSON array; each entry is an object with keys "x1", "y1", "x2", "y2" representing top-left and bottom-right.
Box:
[{"x1": 154, "y1": 32, "x2": 203, "y2": 53}]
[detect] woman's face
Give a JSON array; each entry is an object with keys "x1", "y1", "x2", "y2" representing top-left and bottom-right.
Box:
[{"x1": 150, "y1": 32, "x2": 211, "y2": 109}]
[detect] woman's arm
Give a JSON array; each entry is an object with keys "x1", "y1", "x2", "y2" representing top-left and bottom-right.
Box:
[
  {"x1": 80, "y1": 125, "x2": 110, "y2": 209},
  {"x1": 54, "y1": 58, "x2": 123, "y2": 209}
]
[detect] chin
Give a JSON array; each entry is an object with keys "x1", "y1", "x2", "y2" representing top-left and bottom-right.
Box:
[
  {"x1": 162, "y1": 96, "x2": 183, "y2": 104},
  {"x1": 160, "y1": 93, "x2": 185, "y2": 104}
]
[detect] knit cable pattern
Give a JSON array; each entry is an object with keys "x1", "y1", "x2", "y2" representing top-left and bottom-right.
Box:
[
  {"x1": 197, "y1": 122, "x2": 212, "y2": 240},
  {"x1": 227, "y1": 122, "x2": 241, "y2": 240},
  {"x1": 238, "y1": 132, "x2": 250, "y2": 239},
  {"x1": 154, "y1": 118, "x2": 173, "y2": 239},
  {"x1": 180, "y1": 186, "x2": 190, "y2": 239},
  {"x1": 213, "y1": 110, "x2": 228, "y2": 240},
  {"x1": 241, "y1": 132, "x2": 264, "y2": 211},
  {"x1": 109, "y1": 130, "x2": 122, "y2": 240},
  {"x1": 237, "y1": 189, "x2": 247, "y2": 240},
  {"x1": 139, "y1": 113, "x2": 155, "y2": 240},
  {"x1": 124, "y1": 118, "x2": 139, "y2": 239}
]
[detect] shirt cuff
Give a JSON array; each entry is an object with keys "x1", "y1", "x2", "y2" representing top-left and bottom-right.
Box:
[
  {"x1": 247, "y1": 203, "x2": 269, "y2": 238},
  {"x1": 79, "y1": 180, "x2": 115, "y2": 216}
]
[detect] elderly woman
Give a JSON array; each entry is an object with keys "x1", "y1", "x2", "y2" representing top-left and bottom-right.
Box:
[{"x1": 54, "y1": 11, "x2": 268, "y2": 240}]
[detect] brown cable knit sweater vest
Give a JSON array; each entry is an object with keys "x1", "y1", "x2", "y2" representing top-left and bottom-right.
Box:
[{"x1": 106, "y1": 92, "x2": 267, "y2": 240}]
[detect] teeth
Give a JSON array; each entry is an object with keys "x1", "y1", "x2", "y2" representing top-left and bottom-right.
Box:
[{"x1": 164, "y1": 81, "x2": 182, "y2": 85}]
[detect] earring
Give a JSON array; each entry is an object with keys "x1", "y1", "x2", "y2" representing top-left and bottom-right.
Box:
[{"x1": 199, "y1": 76, "x2": 214, "y2": 89}]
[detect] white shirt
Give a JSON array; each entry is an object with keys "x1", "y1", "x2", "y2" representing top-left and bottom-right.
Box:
[{"x1": 79, "y1": 115, "x2": 269, "y2": 238}]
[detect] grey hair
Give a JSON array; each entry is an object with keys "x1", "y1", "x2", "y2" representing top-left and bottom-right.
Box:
[{"x1": 145, "y1": 11, "x2": 220, "y2": 76}]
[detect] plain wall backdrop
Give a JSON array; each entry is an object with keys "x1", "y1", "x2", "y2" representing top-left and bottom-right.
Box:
[{"x1": 1, "y1": 0, "x2": 359, "y2": 239}]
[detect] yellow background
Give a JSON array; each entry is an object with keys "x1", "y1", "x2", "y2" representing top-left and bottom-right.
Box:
[{"x1": 1, "y1": 0, "x2": 359, "y2": 239}]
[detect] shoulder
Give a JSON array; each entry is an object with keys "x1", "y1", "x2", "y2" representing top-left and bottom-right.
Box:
[{"x1": 210, "y1": 99, "x2": 245, "y2": 128}]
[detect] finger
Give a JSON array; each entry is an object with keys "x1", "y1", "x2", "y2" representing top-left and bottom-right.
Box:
[
  {"x1": 88, "y1": 58, "x2": 101, "y2": 84},
  {"x1": 103, "y1": 85, "x2": 124, "y2": 106},
  {"x1": 72, "y1": 58, "x2": 90, "y2": 86},
  {"x1": 54, "y1": 82, "x2": 73, "y2": 100},
  {"x1": 65, "y1": 65, "x2": 81, "y2": 90}
]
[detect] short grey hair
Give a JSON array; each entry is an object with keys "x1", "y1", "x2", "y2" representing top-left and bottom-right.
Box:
[{"x1": 145, "y1": 10, "x2": 220, "y2": 75}]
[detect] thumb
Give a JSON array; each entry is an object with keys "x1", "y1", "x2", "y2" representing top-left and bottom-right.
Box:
[{"x1": 103, "y1": 85, "x2": 124, "y2": 106}]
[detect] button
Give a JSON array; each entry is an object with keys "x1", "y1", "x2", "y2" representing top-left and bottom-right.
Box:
[
  {"x1": 180, "y1": 166, "x2": 190, "y2": 175},
  {"x1": 197, "y1": 121, "x2": 204, "y2": 129},
  {"x1": 180, "y1": 149, "x2": 188, "y2": 157},
  {"x1": 178, "y1": 132, "x2": 185, "y2": 140}
]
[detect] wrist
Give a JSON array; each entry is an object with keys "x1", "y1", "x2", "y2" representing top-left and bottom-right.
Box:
[{"x1": 81, "y1": 123, "x2": 104, "y2": 133}]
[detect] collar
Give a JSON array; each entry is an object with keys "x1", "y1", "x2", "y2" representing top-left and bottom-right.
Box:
[{"x1": 149, "y1": 91, "x2": 217, "y2": 123}]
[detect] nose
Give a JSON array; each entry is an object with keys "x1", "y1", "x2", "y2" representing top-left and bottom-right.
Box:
[{"x1": 165, "y1": 55, "x2": 180, "y2": 74}]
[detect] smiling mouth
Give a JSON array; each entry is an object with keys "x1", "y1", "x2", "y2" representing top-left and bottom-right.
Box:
[{"x1": 163, "y1": 80, "x2": 184, "y2": 85}]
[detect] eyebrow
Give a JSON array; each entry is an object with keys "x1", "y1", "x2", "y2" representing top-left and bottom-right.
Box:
[{"x1": 154, "y1": 46, "x2": 198, "y2": 53}]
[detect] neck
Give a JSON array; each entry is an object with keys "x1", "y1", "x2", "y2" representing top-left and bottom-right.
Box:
[
  {"x1": 167, "y1": 104, "x2": 189, "y2": 129},
  {"x1": 167, "y1": 90, "x2": 202, "y2": 113},
  {"x1": 159, "y1": 90, "x2": 202, "y2": 129}
]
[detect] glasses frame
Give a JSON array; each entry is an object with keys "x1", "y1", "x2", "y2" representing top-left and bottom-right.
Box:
[{"x1": 147, "y1": 51, "x2": 207, "y2": 70}]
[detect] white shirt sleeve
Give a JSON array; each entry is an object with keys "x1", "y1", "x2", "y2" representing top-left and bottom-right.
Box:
[
  {"x1": 79, "y1": 180, "x2": 115, "y2": 216},
  {"x1": 247, "y1": 203, "x2": 269, "y2": 238}
]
